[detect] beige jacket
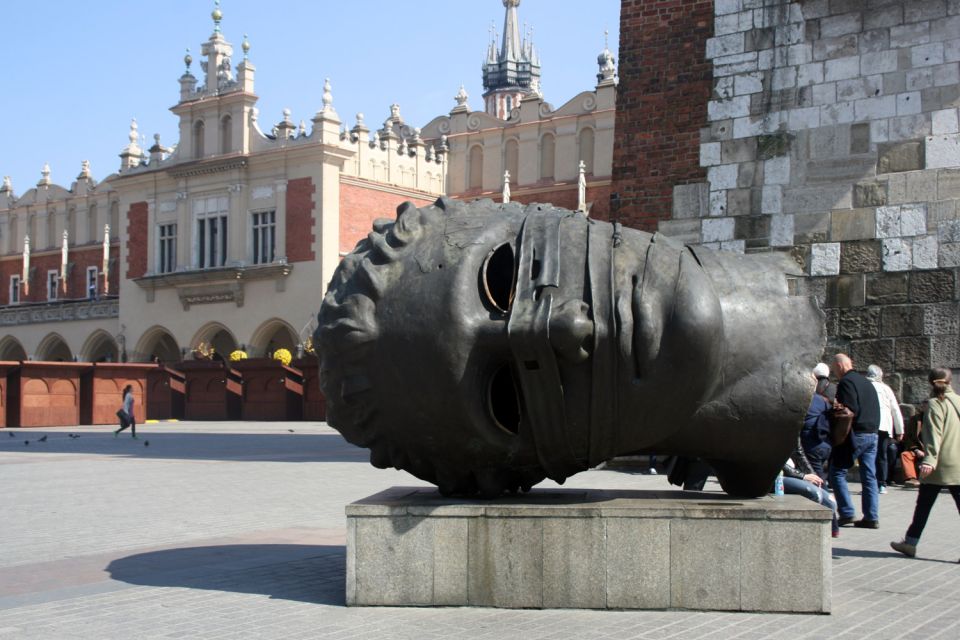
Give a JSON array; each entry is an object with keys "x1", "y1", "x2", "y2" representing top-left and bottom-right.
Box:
[{"x1": 922, "y1": 389, "x2": 960, "y2": 486}]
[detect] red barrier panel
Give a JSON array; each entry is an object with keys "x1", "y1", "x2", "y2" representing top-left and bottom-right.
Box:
[
  {"x1": 0, "y1": 362, "x2": 19, "y2": 428},
  {"x1": 81, "y1": 363, "x2": 153, "y2": 425},
  {"x1": 295, "y1": 358, "x2": 325, "y2": 421},
  {"x1": 179, "y1": 360, "x2": 242, "y2": 420},
  {"x1": 233, "y1": 359, "x2": 304, "y2": 421},
  {"x1": 146, "y1": 365, "x2": 185, "y2": 421},
  {"x1": 10, "y1": 362, "x2": 92, "y2": 427}
]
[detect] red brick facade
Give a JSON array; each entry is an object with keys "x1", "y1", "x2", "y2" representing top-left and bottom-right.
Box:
[
  {"x1": 126, "y1": 201, "x2": 149, "y2": 279},
  {"x1": 0, "y1": 244, "x2": 117, "y2": 305},
  {"x1": 611, "y1": 0, "x2": 714, "y2": 230},
  {"x1": 339, "y1": 180, "x2": 434, "y2": 253},
  {"x1": 285, "y1": 177, "x2": 316, "y2": 263}
]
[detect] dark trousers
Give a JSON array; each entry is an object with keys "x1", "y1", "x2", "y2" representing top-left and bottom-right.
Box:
[
  {"x1": 116, "y1": 413, "x2": 136, "y2": 437},
  {"x1": 905, "y1": 484, "x2": 960, "y2": 542},
  {"x1": 876, "y1": 431, "x2": 900, "y2": 485},
  {"x1": 805, "y1": 442, "x2": 832, "y2": 483}
]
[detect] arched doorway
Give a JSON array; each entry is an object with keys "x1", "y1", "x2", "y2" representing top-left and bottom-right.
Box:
[
  {"x1": 0, "y1": 336, "x2": 26, "y2": 361},
  {"x1": 133, "y1": 326, "x2": 181, "y2": 364},
  {"x1": 190, "y1": 323, "x2": 238, "y2": 361},
  {"x1": 81, "y1": 330, "x2": 119, "y2": 362},
  {"x1": 36, "y1": 333, "x2": 73, "y2": 362},
  {"x1": 248, "y1": 319, "x2": 298, "y2": 358}
]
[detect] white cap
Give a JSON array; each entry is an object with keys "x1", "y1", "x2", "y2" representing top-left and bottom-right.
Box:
[{"x1": 813, "y1": 363, "x2": 830, "y2": 379}]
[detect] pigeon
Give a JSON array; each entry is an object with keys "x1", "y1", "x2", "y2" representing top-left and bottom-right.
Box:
[
  {"x1": 7, "y1": 432, "x2": 13, "y2": 438},
  {"x1": 24, "y1": 440, "x2": 29, "y2": 446},
  {"x1": 38, "y1": 435, "x2": 47, "y2": 442},
  {"x1": 287, "y1": 429, "x2": 295, "y2": 433},
  {"x1": 144, "y1": 440, "x2": 150, "y2": 447}
]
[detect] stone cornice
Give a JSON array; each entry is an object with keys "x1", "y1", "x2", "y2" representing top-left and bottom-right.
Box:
[
  {"x1": 166, "y1": 156, "x2": 249, "y2": 179},
  {"x1": 339, "y1": 175, "x2": 441, "y2": 200},
  {"x1": 133, "y1": 262, "x2": 293, "y2": 309}
]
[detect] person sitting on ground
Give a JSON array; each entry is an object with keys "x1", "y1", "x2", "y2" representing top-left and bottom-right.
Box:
[
  {"x1": 866, "y1": 365, "x2": 904, "y2": 495},
  {"x1": 779, "y1": 436, "x2": 840, "y2": 537},
  {"x1": 900, "y1": 401, "x2": 927, "y2": 488},
  {"x1": 891, "y1": 368, "x2": 960, "y2": 559},
  {"x1": 803, "y1": 363, "x2": 833, "y2": 483}
]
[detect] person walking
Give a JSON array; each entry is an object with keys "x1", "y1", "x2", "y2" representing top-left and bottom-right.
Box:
[
  {"x1": 114, "y1": 384, "x2": 137, "y2": 439},
  {"x1": 829, "y1": 353, "x2": 881, "y2": 528},
  {"x1": 891, "y1": 368, "x2": 960, "y2": 559},
  {"x1": 866, "y1": 365, "x2": 904, "y2": 494}
]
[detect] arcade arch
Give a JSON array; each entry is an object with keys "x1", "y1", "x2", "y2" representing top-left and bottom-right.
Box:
[
  {"x1": 248, "y1": 319, "x2": 298, "y2": 358},
  {"x1": 80, "y1": 330, "x2": 119, "y2": 362},
  {"x1": 36, "y1": 333, "x2": 73, "y2": 362},
  {"x1": 190, "y1": 322, "x2": 238, "y2": 359},
  {"x1": 133, "y1": 326, "x2": 181, "y2": 363},
  {"x1": 0, "y1": 336, "x2": 26, "y2": 361}
]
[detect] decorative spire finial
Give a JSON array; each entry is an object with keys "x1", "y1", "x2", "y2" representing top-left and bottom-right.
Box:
[
  {"x1": 184, "y1": 48, "x2": 193, "y2": 73},
  {"x1": 129, "y1": 119, "x2": 139, "y2": 145},
  {"x1": 1, "y1": 176, "x2": 12, "y2": 193},
  {"x1": 577, "y1": 160, "x2": 587, "y2": 213},
  {"x1": 322, "y1": 78, "x2": 334, "y2": 113},
  {"x1": 242, "y1": 34, "x2": 250, "y2": 59},
  {"x1": 212, "y1": 0, "x2": 223, "y2": 34},
  {"x1": 502, "y1": 171, "x2": 511, "y2": 204},
  {"x1": 455, "y1": 84, "x2": 469, "y2": 106},
  {"x1": 38, "y1": 162, "x2": 51, "y2": 187},
  {"x1": 78, "y1": 160, "x2": 91, "y2": 180}
]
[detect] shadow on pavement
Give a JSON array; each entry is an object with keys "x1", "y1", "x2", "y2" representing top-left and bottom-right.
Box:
[
  {"x1": 0, "y1": 431, "x2": 369, "y2": 463},
  {"x1": 832, "y1": 547, "x2": 958, "y2": 564},
  {"x1": 107, "y1": 544, "x2": 346, "y2": 605}
]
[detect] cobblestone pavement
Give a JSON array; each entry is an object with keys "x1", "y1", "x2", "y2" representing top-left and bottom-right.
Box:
[{"x1": 1, "y1": 422, "x2": 959, "y2": 639}]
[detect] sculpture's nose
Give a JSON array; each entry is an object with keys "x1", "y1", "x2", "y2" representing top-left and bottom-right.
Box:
[{"x1": 548, "y1": 298, "x2": 593, "y2": 363}]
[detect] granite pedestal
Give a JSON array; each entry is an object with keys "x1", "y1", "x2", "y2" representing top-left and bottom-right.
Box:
[{"x1": 346, "y1": 487, "x2": 832, "y2": 613}]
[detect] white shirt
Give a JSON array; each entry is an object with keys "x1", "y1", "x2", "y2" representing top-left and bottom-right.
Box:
[{"x1": 870, "y1": 380, "x2": 904, "y2": 436}]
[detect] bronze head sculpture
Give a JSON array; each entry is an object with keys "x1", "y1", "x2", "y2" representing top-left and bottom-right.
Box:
[{"x1": 317, "y1": 198, "x2": 825, "y2": 498}]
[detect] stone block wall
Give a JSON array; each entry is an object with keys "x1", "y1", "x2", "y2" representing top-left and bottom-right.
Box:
[{"x1": 615, "y1": 0, "x2": 960, "y2": 402}]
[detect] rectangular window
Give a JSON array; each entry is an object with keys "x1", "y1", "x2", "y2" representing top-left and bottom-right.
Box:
[
  {"x1": 86, "y1": 266, "x2": 98, "y2": 299},
  {"x1": 251, "y1": 210, "x2": 276, "y2": 265},
  {"x1": 9, "y1": 275, "x2": 20, "y2": 304},
  {"x1": 194, "y1": 196, "x2": 229, "y2": 269},
  {"x1": 47, "y1": 270, "x2": 58, "y2": 301},
  {"x1": 158, "y1": 223, "x2": 177, "y2": 274}
]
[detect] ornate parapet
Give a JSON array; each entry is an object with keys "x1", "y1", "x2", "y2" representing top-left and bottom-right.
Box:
[{"x1": 0, "y1": 298, "x2": 119, "y2": 326}]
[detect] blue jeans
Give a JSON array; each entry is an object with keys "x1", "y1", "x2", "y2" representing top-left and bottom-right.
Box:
[
  {"x1": 783, "y1": 476, "x2": 839, "y2": 533},
  {"x1": 830, "y1": 432, "x2": 879, "y2": 521}
]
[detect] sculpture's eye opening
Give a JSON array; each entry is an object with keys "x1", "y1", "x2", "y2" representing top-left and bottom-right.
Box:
[
  {"x1": 487, "y1": 364, "x2": 521, "y2": 435},
  {"x1": 481, "y1": 243, "x2": 516, "y2": 313}
]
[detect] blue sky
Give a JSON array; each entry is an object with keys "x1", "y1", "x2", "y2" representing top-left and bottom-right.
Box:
[{"x1": 0, "y1": 1, "x2": 619, "y2": 194}]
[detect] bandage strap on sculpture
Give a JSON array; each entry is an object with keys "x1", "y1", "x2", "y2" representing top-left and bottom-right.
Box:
[
  {"x1": 507, "y1": 211, "x2": 586, "y2": 481},
  {"x1": 586, "y1": 219, "x2": 619, "y2": 467}
]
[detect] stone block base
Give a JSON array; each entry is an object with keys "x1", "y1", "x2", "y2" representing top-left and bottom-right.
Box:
[{"x1": 345, "y1": 487, "x2": 832, "y2": 612}]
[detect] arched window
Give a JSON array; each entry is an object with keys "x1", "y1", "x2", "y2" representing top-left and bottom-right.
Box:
[
  {"x1": 540, "y1": 133, "x2": 556, "y2": 181},
  {"x1": 578, "y1": 127, "x2": 595, "y2": 175},
  {"x1": 468, "y1": 145, "x2": 483, "y2": 190},
  {"x1": 87, "y1": 204, "x2": 98, "y2": 244},
  {"x1": 67, "y1": 207, "x2": 77, "y2": 242},
  {"x1": 504, "y1": 139, "x2": 519, "y2": 185},
  {"x1": 46, "y1": 211, "x2": 56, "y2": 249},
  {"x1": 193, "y1": 120, "x2": 205, "y2": 159},
  {"x1": 220, "y1": 115, "x2": 232, "y2": 154},
  {"x1": 110, "y1": 202, "x2": 119, "y2": 239}
]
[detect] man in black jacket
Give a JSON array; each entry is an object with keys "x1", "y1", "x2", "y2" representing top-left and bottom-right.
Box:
[{"x1": 829, "y1": 353, "x2": 882, "y2": 528}]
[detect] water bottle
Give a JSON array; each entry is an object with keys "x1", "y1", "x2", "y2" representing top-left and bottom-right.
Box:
[{"x1": 774, "y1": 471, "x2": 784, "y2": 496}]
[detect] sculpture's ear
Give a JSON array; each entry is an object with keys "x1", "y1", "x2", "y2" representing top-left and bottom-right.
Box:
[
  {"x1": 434, "y1": 196, "x2": 452, "y2": 212},
  {"x1": 396, "y1": 201, "x2": 417, "y2": 219}
]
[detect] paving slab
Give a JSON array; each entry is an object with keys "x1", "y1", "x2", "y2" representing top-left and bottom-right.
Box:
[{"x1": 1, "y1": 421, "x2": 959, "y2": 638}]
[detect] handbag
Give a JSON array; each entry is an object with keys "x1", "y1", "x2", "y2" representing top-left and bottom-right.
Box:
[{"x1": 829, "y1": 403, "x2": 854, "y2": 446}]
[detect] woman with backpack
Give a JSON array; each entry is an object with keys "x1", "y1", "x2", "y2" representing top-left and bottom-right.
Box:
[
  {"x1": 890, "y1": 368, "x2": 960, "y2": 559},
  {"x1": 802, "y1": 363, "x2": 834, "y2": 483}
]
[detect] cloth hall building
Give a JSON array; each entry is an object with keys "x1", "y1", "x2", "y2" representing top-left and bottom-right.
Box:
[{"x1": 0, "y1": 1, "x2": 618, "y2": 366}]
